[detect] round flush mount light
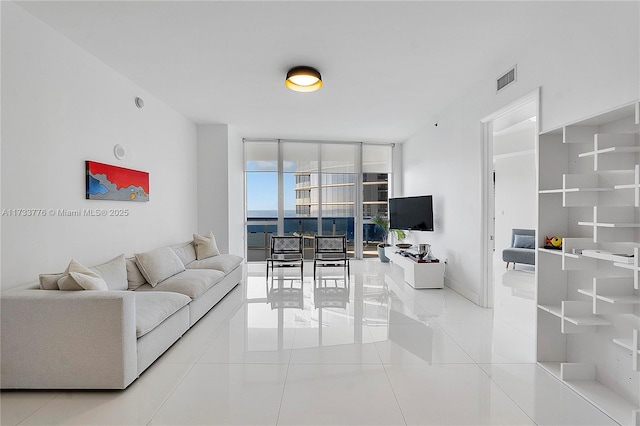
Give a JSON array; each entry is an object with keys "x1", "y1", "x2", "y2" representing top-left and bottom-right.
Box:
[
  {"x1": 135, "y1": 97, "x2": 145, "y2": 108},
  {"x1": 285, "y1": 66, "x2": 322, "y2": 92}
]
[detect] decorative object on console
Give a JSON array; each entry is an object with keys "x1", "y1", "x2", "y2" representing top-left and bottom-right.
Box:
[
  {"x1": 86, "y1": 161, "x2": 149, "y2": 202},
  {"x1": 396, "y1": 243, "x2": 412, "y2": 249},
  {"x1": 418, "y1": 243, "x2": 434, "y2": 261}
]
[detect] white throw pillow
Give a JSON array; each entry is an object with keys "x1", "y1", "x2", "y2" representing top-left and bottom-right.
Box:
[
  {"x1": 134, "y1": 247, "x2": 185, "y2": 287},
  {"x1": 39, "y1": 273, "x2": 63, "y2": 290},
  {"x1": 193, "y1": 231, "x2": 220, "y2": 260},
  {"x1": 125, "y1": 257, "x2": 147, "y2": 290},
  {"x1": 57, "y1": 259, "x2": 108, "y2": 291},
  {"x1": 91, "y1": 254, "x2": 127, "y2": 291}
]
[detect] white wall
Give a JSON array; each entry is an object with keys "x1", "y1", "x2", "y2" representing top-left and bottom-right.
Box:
[
  {"x1": 197, "y1": 124, "x2": 230, "y2": 252},
  {"x1": 402, "y1": 1, "x2": 639, "y2": 303},
  {"x1": 1, "y1": 2, "x2": 198, "y2": 289},
  {"x1": 227, "y1": 126, "x2": 245, "y2": 257},
  {"x1": 494, "y1": 126, "x2": 537, "y2": 253}
]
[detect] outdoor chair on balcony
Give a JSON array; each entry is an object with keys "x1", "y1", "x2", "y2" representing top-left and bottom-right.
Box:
[
  {"x1": 313, "y1": 235, "x2": 350, "y2": 280},
  {"x1": 266, "y1": 235, "x2": 304, "y2": 281}
]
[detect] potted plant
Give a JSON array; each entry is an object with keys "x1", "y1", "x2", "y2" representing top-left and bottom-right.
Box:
[{"x1": 371, "y1": 215, "x2": 407, "y2": 262}]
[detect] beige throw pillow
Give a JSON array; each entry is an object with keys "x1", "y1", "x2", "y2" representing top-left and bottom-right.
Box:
[
  {"x1": 193, "y1": 231, "x2": 220, "y2": 260},
  {"x1": 39, "y1": 273, "x2": 63, "y2": 290},
  {"x1": 125, "y1": 257, "x2": 147, "y2": 290},
  {"x1": 134, "y1": 247, "x2": 185, "y2": 287},
  {"x1": 57, "y1": 259, "x2": 108, "y2": 291},
  {"x1": 91, "y1": 254, "x2": 127, "y2": 291}
]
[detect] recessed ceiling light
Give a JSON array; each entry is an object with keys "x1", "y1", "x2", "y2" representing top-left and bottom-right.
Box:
[{"x1": 285, "y1": 66, "x2": 322, "y2": 92}]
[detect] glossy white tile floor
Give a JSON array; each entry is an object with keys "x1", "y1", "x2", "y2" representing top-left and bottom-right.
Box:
[{"x1": 1, "y1": 259, "x2": 619, "y2": 425}]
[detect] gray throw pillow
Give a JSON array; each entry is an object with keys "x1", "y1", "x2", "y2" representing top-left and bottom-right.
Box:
[{"x1": 514, "y1": 234, "x2": 535, "y2": 249}]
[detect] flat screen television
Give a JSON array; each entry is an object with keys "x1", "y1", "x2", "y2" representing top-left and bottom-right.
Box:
[{"x1": 389, "y1": 195, "x2": 434, "y2": 231}]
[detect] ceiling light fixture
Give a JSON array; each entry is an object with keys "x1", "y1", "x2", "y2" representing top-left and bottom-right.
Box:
[{"x1": 285, "y1": 66, "x2": 322, "y2": 92}]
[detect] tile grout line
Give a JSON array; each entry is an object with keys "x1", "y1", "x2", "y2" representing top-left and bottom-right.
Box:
[
  {"x1": 274, "y1": 324, "x2": 295, "y2": 426},
  {"x1": 369, "y1": 321, "x2": 408, "y2": 426},
  {"x1": 478, "y1": 365, "x2": 539, "y2": 426},
  {"x1": 13, "y1": 392, "x2": 62, "y2": 426},
  {"x1": 380, "y1": 363, "x2": 409, "y2": 426}
]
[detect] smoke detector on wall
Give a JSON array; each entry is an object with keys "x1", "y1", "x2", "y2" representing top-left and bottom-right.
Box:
[{"x1": 114, "y1": 144, "x2": 126, "y2": 160}]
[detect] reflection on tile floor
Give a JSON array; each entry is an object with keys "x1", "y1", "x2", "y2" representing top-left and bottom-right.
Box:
[{"x1": 1, "y1": 260, "x2": 617, "y2": 425}]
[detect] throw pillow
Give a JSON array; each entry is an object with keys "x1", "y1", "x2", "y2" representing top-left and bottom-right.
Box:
[
  {"x1": 193, "y1": 231, "x2": 220, "y2": 260},
  {"x1": 134, "y1": 247, "x2": 185, "y2": 287},
  {"x1": 172, "y1": 242, "x2": 197, "y2": 266},
  {"x1": 57, "y1": 259, "x2": 108, "y2": 291},
  {"x1": 513, "y1": 234, "x2": 535, "y2": 249},
  {"x1": 125, "y1": 257, "x2": 147, "y2": 290},
  {"x1": 91, "y1": 254, "x2": 127, "y2": 291},
  {"x1": 39, "y1": 273, "x2": 63, "y2": 290}
]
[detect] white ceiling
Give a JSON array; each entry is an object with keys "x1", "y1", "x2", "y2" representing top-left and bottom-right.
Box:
[{"x1": 16, "y1": 1, "x2": 574, "y2": 142}]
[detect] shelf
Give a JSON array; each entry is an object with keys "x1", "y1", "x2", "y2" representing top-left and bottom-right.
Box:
[
  {"x1": 538, "y1": 304, "x2": 562, "y2": 318},
  {"x1": 581, "y1": 249, "x2": 636, "y2": 263},
  {"x1": 578, "y1": 222, "x2": 640, "y2": 228},
  {"x1": 596, "y1": 294, "x2": 640, "y2": 304},
  {"x1": 538, "y1": 247, "x2": 563, "y2": 256},
  {"x1": 612, "y1": 339, "x2": 640, "y2": 354},
  {"x1": 579, "y1": 146, "x2": 640, "y2": 157},
  {"x1": 538, "y1": 362, "x2": 640, "y2": 426},
  {"x1": 563, "y1": 315, "x2": 611, "y2": 326}
]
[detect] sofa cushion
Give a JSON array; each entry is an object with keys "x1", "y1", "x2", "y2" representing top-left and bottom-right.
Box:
[
  {"x1": 135, "y1": 247, "x2": 185, "y2": 287},
  {"x1": 91, "y1": 254, "x2": 127, "y2": 291},
  {"x1": 513, "y1": 234, "x2": 535, "y2": 249},
  {"x1": 126, "y1": 257, "x2": 147, "y2": 290},
  {"x1": 193, "y1": 231, "x2": 220, "y2": 260},
  {"x1": 58, "y1": 259, "x2": 109, "y2": 291},
  {"x1": 502, "y1": 247, "x2": 535, "y2": 265},
  {"x1": 172, "y1": 242, "x2": 197, "y2": 266},
  {"x1": 186, "y1": 254, "x2": 243, "y2": 274},
  {"x1": 134, "y1": 269, "x2": 225, "y2": 299},
  {"x1": 39, "y1": 273, "x2": 63, "y2": 290},
  {"x1": 133, "y1": 291, "x2": 191, "y2": 338}
]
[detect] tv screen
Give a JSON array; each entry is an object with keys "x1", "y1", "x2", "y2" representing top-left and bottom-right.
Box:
[{"x1": 389, "y1": 195, "x2": 434, "y2": 231}]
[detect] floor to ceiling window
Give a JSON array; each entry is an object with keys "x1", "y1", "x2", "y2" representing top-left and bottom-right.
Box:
[{"x1": 245, "y1": 140, "x2": 393, "y2": 261}]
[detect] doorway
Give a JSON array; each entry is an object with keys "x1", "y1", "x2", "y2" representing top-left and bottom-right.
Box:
[{"x1": 480, "y1": 89, "x2": 539, "y2": 311}]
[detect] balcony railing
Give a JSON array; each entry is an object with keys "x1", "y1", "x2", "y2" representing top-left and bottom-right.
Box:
[{"x1": 246, "y1": 216, "x2": 384, "y2": 262}]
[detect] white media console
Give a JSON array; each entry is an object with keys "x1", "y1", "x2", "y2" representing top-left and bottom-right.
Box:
[{"x1": 385, "y1": 247, "x2": 445, "y2": 289}]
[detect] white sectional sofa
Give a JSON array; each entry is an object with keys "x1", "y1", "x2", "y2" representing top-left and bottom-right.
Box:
[{"x1": 0, "y1": 234, "x2": 243, "y2": 390}]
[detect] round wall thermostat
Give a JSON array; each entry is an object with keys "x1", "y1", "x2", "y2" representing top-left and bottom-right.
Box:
[
  {"x1": 114, "y1": 144, "x2": 126, "y2": 160},
  {"x1": 135, "y1": 97, "x2": 144, "y2": 109}
]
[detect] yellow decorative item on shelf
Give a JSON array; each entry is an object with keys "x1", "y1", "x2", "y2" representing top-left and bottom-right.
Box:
[{"x1": 545, "y1": 235, "x2": 562, "y2": 249}]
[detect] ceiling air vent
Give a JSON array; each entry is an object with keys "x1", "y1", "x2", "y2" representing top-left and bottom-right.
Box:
[{"x1": 497, "y1": 66, "x2": 516, "y2": 92}]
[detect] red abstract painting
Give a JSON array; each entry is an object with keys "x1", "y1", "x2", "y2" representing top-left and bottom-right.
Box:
[{"x1": 86, "y1": 161, "x2": 149, "y2": 202}]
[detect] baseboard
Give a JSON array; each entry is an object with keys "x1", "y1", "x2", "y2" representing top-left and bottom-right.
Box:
[{"x1": 444, "y1": 276, "x2": 481, "y2": 306}]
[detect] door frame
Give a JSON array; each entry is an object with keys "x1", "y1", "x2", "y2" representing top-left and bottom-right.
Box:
[{"x1": 479, "y1": 88, "x2": 540, "y2": 308}]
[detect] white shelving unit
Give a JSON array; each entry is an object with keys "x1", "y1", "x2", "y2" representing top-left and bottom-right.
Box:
[{"x1": 537, "y1": 101, "x2": 640, "y2": 426}]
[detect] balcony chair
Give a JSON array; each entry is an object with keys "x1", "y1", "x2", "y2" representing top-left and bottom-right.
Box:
[
  {"x1": 266, "y1": 235, "x2": 304, "y2": 281},
  {"x1": 313, "y1": 235, "x2": 350, "y2": 280}
]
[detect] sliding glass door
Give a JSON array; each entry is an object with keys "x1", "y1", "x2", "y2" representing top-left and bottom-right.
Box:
[{"x1": 245, "y1": 140, "x2": 393, "y2": 262}]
